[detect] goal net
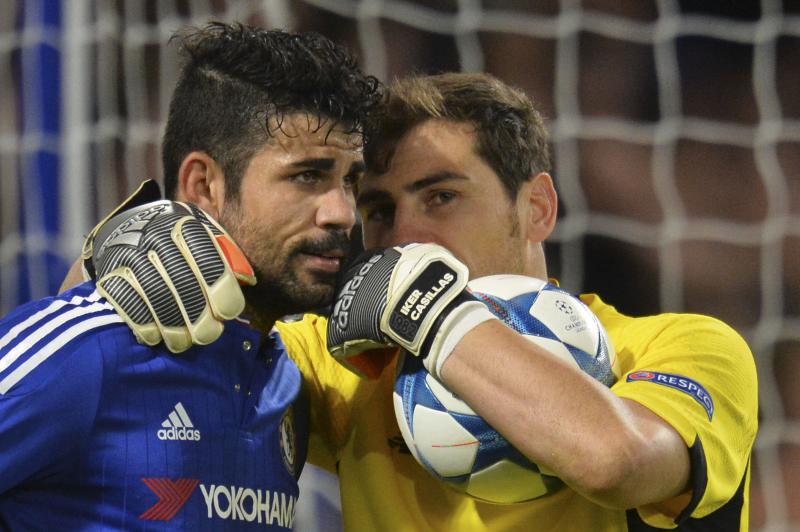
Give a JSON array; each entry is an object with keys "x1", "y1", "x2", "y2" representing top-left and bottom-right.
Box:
[{"x1": 1, "y1": 1, "x2": 798, "y2": 529}]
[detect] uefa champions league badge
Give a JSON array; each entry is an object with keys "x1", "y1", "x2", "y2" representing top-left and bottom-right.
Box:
[
  {"x1": 627, "y1": 371, "x2": 714, "y2": 421},
  {"x1": 279, "y1": 406, "x2": 297, "y2": 476}
]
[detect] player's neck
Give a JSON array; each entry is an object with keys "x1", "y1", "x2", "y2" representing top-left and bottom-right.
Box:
[{"x1": 243, "y1": 304, "x2": 280, "y2": 335}]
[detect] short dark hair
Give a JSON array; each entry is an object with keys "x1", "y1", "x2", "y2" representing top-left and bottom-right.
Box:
[
  {"x1": 364, "y1": 73, "x2": 550, "y2": 199},
  {"x1": 162, "y1": 22, "x2": 382, "y2": 200}
]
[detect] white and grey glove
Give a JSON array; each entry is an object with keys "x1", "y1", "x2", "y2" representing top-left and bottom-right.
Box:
[
  {"x1": 82, "y1": 180, "x2": 256, "y2": 353},
  {"x1": 326, "y1": 243, "x2": 497, "y2": 380}
]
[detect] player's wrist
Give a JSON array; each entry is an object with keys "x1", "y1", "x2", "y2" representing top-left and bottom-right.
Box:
[
  {"x1": 82, "y1": 180, "x2": 163, "y2": 280},
  {"x1": 378, "y1": 243, "x2": 470, "y2": 350},
  {"x1": 373, "y1": 243, "x2": 499, "y2": 380},
  {"x1": 327, "y1": 243, "x2": 496, "y2": 379},
  {"x1": 420, "y1": 294, "x2": 498, "y2": 380}
]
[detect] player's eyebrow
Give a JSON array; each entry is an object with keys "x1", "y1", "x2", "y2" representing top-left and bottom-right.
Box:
[
  {"x1": 289, "y1": 157, "x2": 336, "y2": 171},
  {"x1": 356, "y1": 188, "x2": 392, "y2": 208},
  {"x1": 347, "y1": 160, "x2": 366, "y2": 175},
  {"x1": 404, "y1": 171, "x2": 469, "y2": 193}
]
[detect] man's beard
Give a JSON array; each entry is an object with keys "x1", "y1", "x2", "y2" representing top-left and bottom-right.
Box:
[
  {"x1": 242, "y1": 230, "x2": 351, "y2": 320},
  {"x1": 219, "y1": 203, "x2": 351, "y2": 324}
]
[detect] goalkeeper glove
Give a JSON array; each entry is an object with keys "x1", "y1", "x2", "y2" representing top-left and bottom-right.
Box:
[
  {"x1": 82, "y1": 180, "x2": 256, "y2": 353},
  {"x1": 326, "y1": 243, "x2": 497, "y2": 380}
]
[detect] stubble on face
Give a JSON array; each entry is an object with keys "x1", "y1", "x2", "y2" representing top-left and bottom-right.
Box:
[
  {"x1": 465, "y1": 203, "x2": 528, "y2": 279},
  {"x1": 220, "y1": 200, "x2": 351, "y2": 323}
]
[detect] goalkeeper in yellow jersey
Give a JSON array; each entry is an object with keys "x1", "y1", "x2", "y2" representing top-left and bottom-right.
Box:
[{"x1": 81, "y1": 71, "x2": 757, "y2": 531}]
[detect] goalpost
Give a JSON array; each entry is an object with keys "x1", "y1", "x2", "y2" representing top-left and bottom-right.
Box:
[{"x1": 1, "y1": 1, "x2": 798, "y2": 529}]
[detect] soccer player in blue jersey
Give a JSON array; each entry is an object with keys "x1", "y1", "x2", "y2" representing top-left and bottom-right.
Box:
[{"x1": 0, "y1": 22, "x2": 381, "y2": 530}]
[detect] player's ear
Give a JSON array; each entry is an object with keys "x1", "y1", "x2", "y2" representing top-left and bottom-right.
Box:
[
  {"x1": 177, "y1": 151, "x2": 226, "y2": 219},
  {"x1": 522, "y1": 172, "x2": 558, "y2": 242}
]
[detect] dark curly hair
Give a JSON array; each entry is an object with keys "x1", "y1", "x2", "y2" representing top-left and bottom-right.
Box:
[{"x1": 162, "y1": 22, "x2": 383, "y2": 200}]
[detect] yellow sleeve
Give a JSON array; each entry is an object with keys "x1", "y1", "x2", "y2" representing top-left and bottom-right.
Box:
[
  {"x1": 276, "y1": 315, "x2": 361, "y2": 474},
  {"x1": 585, "y1": 295, "x2": 758, "y2": 528}
]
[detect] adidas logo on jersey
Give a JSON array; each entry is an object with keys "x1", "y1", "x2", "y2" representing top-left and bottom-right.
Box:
[{"x1": 157, "y1": 402, "x2": 201, "y2": 441}]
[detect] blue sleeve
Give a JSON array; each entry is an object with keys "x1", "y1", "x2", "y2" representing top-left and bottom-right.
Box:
[{"x1": 0, "y1": 285, "x2": 111, "y2": 494}]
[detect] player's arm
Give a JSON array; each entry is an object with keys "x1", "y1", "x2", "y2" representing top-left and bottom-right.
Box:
[
  {"x1": 440, "y1": 309, "x2": 758, "y2": 517},
  {"x1": 326, "y1": 243, "x2": 690, "y2": 510},
  {"x1": 0, "y1": 306, "x2": 105, "y2": 493},
  {"x1": 440, "y1": 320, "x2": 690, "y2": 509}
]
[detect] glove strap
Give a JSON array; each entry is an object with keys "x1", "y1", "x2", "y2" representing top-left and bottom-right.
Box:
[
  {"x1": 380, "y1": 250, "x2": 469, "y2": 354},
  {"x1": 82, "y1": 179, "x2": 162, "y2": 279},
  {"x1": 422, "y1": 293, "x2": 498, "y2": 380}
]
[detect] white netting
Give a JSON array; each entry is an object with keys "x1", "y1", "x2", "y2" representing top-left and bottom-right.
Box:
[{"x1": 1, "y1": 1, "x2": 798, "y2": 529}]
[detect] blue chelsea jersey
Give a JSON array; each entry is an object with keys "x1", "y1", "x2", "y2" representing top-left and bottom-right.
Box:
[{"x1": 0, "y1": 282, "x2": 309, "y2": 530}]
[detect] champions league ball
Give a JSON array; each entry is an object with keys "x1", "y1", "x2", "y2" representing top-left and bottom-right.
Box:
[{"x1": 392, "y1": 275, "x2": 618, "y2": 504}]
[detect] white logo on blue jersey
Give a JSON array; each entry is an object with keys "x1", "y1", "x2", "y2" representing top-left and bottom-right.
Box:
[
  {"x1": 157, "y1": 402, "x2": 201, "y2": 441},
  {"x1": 199, "y1": 484, "x2": 296, "y2": 528}
]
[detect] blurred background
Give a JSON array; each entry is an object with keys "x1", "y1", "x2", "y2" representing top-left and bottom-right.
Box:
[{"x1": 1, "y1": 0, "x2": 798, "y2": 530}]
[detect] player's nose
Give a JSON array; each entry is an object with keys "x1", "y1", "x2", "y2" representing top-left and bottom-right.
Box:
[{"x1": 316, "y1": 187, "x2": 356, "y2": 231}]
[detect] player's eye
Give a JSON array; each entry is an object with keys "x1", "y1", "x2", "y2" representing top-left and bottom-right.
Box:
[
  {"x1": 290, "y1": 170, "x2": 323, "y2": 184},
  {"x1": 428, "y1": 190, "x2": 457, "y2": 207},
  {"x1": 362, "y1": 204, "x2": 394, "y2": 224},
  {"x1": 343, "y1": 172, "x2": 362, "y2": 188}
]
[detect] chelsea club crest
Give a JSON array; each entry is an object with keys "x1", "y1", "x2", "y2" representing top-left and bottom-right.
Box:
[{"x1": 279, "y1": 406, "x2": 297, "y2": 476}]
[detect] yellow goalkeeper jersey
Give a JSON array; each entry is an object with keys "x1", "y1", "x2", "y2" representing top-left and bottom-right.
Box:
[{"x1": 276, "y1": 294, "x2": 757, "y2": 531}]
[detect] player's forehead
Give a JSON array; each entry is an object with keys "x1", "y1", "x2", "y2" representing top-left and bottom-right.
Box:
[
  {"x1": 266, "y1": 112, "x2": 364, "y2": 159},
  {"x1": 357, "y1": 128, "x2": 499, "y2": 205}
]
